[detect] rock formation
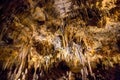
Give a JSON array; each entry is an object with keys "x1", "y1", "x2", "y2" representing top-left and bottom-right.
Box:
[{"x1": 0, "y1": 0, "x2": 120, "y2": 80}]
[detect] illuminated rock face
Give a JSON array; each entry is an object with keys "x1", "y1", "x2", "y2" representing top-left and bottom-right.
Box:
[{"x1": 0, "y1": 0, "x2": 120, "y2": 80}]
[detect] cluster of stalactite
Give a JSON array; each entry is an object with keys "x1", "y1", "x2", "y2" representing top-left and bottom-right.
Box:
[{"x1": 0, "y1": 0, "x2": 120, "y2": 80}]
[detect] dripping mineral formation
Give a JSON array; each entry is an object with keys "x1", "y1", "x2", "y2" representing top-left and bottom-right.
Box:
[{"x1": 0, "y1": 0, "x2": 120, "y2": 80}]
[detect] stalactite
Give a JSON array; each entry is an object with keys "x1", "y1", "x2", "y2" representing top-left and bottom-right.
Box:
[{"x1": 0, "y1": 0, "x2": 120, "y2": 80}]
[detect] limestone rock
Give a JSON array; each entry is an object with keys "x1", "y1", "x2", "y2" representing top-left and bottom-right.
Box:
[{"x1": 0, "y1": 0, "x2": 120, "y2": 80}]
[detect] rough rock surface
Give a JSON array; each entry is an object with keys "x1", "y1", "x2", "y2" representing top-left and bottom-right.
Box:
[{"x1": 0, "y1": 0, "x2": 120, "y2": 80}]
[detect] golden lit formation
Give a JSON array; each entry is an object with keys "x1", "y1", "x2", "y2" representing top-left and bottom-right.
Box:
[{"x1": 0, "y1": 0, "x2": 120, "y2": 80}]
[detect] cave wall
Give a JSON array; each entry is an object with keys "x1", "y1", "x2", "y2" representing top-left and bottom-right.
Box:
[{"x1": 0, "y1": 0, "x2": 120, "y2": 80}]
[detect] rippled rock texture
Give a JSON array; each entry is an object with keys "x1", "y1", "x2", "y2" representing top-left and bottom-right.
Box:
[{"x1": 0, "y1": 0, "x2": 120, "y2": 80}]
